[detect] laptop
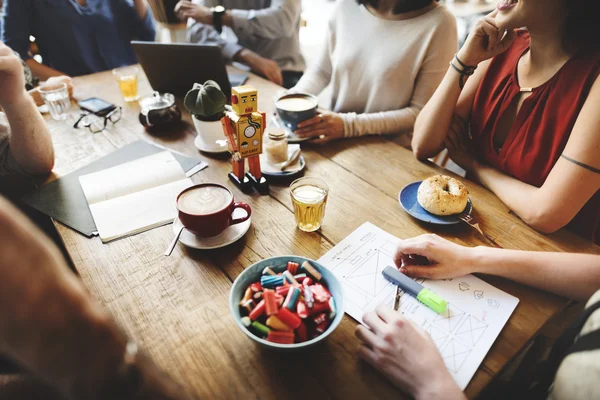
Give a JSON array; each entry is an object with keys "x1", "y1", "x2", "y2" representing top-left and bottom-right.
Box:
[{"x1": 131, "y1": 41, "x2": 248, "y2": 98}]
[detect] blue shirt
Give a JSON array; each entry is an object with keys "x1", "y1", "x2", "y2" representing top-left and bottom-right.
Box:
[{"x1": 1, "y1": 0, "x2": 156, "y2": 76}]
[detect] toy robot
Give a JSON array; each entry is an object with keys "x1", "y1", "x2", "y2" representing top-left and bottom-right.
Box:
[{"x1": 221, "y1": 85, "x2": 269, "y2": 194}]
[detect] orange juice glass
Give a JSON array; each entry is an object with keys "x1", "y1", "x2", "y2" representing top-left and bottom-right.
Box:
[{"x1": 112, "y1": 66, "x2": 140, "y2": 102}]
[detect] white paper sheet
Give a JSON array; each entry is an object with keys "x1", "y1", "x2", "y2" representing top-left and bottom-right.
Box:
[
  {"x1": 318, "y1": 222, "x2": 519, "y2": 390},
  {"x1": 79, "y1": 152, "x2": 194, "y2": 242}
]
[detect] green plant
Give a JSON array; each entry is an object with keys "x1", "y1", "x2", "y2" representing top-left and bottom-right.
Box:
[{"x1": 184, "y1": 80, "x2": 227, "y2": 121}]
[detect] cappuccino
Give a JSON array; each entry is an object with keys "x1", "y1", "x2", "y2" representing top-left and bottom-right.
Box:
[
  {"x1": 178, "y1": 185, "x2": 232, "y2": 215},
  {"x1": 276, "y1": 96, "x2": 316, "y2": 112}
]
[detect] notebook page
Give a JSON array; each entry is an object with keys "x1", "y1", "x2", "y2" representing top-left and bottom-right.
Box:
[
  {"x1": 79, "y1": 152, "x2": 185, "y2": 205},
  {"x1": 89, "y1": 178, "x2": 193, "y2": 242}
]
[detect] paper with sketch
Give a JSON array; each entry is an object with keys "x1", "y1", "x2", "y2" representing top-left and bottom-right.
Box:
[
  {"x1": 79, "y1": 151, "x2": 193, "y2": 242},
  {"x1": 318, "y1": 222, "x2": 519, "y2": 390}
]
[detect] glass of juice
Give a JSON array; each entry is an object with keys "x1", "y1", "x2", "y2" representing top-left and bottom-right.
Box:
[
  {"x1": 290, "y1": 177, "x2": 329, "y2": 232},
  {"x1": 112, "y1": 66, "x2": 140, "y2": 102},
  {"x1": 38, "y1": 82, "x2": 71, "y2": 120}
]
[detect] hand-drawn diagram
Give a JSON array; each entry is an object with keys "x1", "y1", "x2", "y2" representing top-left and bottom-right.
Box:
[
  {"x1": 455, "y1": 315, "x2": 488, "y2": 347},
  {"x1": 319, "y1": 222, "x2": 519, "y2": 390},
  {"x1": 487, "y1": 299, "x2": 500, "y2": 309}
]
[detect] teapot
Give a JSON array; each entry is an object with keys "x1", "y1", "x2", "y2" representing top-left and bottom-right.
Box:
[{"x1": 138, "y1": 91, "x2": 181, "y2": 130}]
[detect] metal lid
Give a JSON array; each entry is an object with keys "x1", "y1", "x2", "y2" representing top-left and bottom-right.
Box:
[
  {"x1": 139, "y1": 91, "x2": 175, "y2": 111},
  {"x1": 268, "y1": 129, "x2": 287, "y2": 140}
]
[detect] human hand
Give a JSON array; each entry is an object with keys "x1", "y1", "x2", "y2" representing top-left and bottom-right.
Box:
[
  {"x1": 393, "y1": 234, "x2": 475, "y2": 279},
  {"x1": 239, "y1": 50, "x2": 283, "y2": 86},
  {"x1": 444, "y1": 116, "x2": 476, "y2": 172},
  {"x1": 294, "y1": 111, "x2": 344, "y2": 144},
  {"x1": 175, "y1": 1, "x2": 212, "y2": 24},
  {"x1": 457, "y1": 10, "x2": 517, "y2": 67},
  {"x1": 356, "y1": 306, "x2": 465, "y2": 400},
  {"x1": 31, "y1": 76, "x2": 74, "y2": 106},
  {"x1": 0, "y1": 41, "x2": 27, "y2": 107}
]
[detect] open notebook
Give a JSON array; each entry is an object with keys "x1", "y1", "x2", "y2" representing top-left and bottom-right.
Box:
[{"x1": 79, "y1": 151, "x2": 194, "y2": 242}]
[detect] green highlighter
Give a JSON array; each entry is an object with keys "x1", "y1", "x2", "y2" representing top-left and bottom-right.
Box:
[{"x1": 382, "y1": 266, "x2": 447, "y2": 314}]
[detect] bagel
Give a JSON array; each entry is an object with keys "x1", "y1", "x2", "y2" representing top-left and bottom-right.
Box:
[{"x1": 417, "y1": 175, "x2": 469, "y2": 216}]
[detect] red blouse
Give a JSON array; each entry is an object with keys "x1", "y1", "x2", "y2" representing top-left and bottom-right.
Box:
[{"x1": 470, "y1": 33, "x2": 600, "y2": 244}]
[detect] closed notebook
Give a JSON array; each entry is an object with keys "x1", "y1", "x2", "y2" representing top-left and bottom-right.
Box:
[{"x1": 79, "y1": 151, "x2": 193, "y2": 242}]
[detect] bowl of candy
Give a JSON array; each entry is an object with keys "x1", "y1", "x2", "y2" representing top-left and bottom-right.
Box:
[{"x1": 230, "y1": 256, "x2": 344, "y2": 349}]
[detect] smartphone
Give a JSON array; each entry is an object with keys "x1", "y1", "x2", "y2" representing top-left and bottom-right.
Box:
[{"x1": 78, "y1": 98, "x2": 116, "y2": 117}]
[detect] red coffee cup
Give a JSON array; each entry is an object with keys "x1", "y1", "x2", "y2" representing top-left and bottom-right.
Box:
[{"x1": 176, "y1": 183, "x2": 251, "y2": 238}]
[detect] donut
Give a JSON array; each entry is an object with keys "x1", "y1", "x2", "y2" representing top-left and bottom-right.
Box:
[{"x1": 417, "y1": 175, "x2": 469, "y2": 216}]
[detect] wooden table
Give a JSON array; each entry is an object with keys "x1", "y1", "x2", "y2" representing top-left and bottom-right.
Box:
[{"x1": 18, "y1": 67, "x2": 600, "y2": 399}]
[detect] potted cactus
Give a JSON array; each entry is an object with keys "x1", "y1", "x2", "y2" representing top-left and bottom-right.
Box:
[{"x1": 184, "y1": 80, "x2": 228, "y2": 152}]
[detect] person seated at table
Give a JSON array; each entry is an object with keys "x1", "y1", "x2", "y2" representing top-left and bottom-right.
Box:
[
  {"x1": 411, "y1": 2, "x2": 600, "y2": 243},
  {"x1": 1, "y1": 0, "x2": 156, "y2": 80},
  {"x1": 0, "y1": 41, "x2": 54, "y2": 178},
  {"x1": 0, "y1": 196, "x2": 190, "y2": 400},
  {"x1": 290, "y1": 0, "x2": 457, "y2": 143},
  {"x1": 356, "y1": 234, "x2": 600, "y2": 400},
  {"x1": 176, "y1": 0, "x2": 304, "y2": 88}
]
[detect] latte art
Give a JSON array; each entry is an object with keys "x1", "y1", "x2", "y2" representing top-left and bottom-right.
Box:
[{"x1": 178, "y1": 186, "x2": 232, "y2": 215}]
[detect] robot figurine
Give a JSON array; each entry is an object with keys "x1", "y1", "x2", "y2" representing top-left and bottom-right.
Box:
[{"x1": 220, "y1": 85, "x2": 269, "y2": 194}]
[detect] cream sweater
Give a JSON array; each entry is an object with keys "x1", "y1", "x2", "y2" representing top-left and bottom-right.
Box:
[{"x1": 293, "y1": 0, "x2": 457, "y2": 137}]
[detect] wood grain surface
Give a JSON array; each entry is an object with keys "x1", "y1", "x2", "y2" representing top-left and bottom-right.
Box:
[{"x1": 3, "y1": 67, "x2": 598, "y2": 399}]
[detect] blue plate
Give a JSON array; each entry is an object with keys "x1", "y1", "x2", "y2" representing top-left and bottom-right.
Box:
[{"x1": 399, "y1": 181, "x2": 472, "y2": 225}]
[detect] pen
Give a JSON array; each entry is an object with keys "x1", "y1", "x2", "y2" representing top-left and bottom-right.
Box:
[{"x1": 382, "y1": 266, "x2": 447, "y2": 314}]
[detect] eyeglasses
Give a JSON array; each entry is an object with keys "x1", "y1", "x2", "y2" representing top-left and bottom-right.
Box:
[{"x1": 74, "y1": 107, "x2": 122, "y2": 133}]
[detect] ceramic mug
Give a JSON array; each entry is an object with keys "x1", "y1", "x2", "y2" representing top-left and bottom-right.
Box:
[
  {"x1": 275, "y1": 93, "x2": 318, "y2": 131},
  {"x1": 177, "y1": 183, "x2": 251, "y2": 237}
]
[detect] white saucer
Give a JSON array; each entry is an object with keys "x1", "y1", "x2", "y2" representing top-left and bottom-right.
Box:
[
  {"x1": 260, "y1": 145, "x2": 306, "y2": 176},
  {"x1": 172, "y1": 208, "x2": 251, "y2": 250},
  {"x1": 194, "y1": 135, "x2": 229, "y2": 154}
]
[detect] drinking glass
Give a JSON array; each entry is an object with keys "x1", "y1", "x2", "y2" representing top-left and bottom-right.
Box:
[
  {"x1": 290, "y1": 177, "x2": 329, "y2": 232},
  {"x1": 112, "y1": 66, "x2": 140, "y2": 102},
  {"x1": 38, "y1": 82, "x2": 71, "y2": 121}
]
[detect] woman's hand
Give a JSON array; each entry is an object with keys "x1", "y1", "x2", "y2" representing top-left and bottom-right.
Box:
[
  {"x1": 457, "y1": 10, "x2": 517, "y2": 67},
  {"x1": 294, "y1": 111, "x2": 344, "y2": 143},
  {"x1": 393, "y1": 234, "x2": 476, "y2": 279},
  {"x1": 444, "y1": 116, "x2": 476, "y2": 172},
  {"x1": 356, "y1": 306, "x2": 465, "y2": 400}
]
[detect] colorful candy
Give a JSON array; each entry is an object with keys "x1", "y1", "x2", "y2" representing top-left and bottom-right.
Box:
[
  {"x1": 311, "y1": 284, "x2": 331, "y2": 302},
  {"x1": 249, "y1": 299, "x2": 265, "y2": 320},
  {"x1": 287, "y1": 261, "x2": 300, "y2": 275},
  {"x1": 261, "y1": 275, "x2": 285, "y2": 288},
  {"x1": 266, "y1": 315, "x2": 291, "y2": 331},
  {"x1": 276, "y1": 308, "x2": 302, "y2": 329},
  {"x1": 283, "y1": 270, "x2": 299, "y2": 285},
  {"x1": 282, "y1": 286, "x2": 301, "y2": 310},
  {"x1": 267, "y1": 331, "x2": 295, "y2": 344},
  {"x1": 251, "y1": 321, "x2": 270, "y2": 337},
  {"x1": 303, "y1": 285, "x2": 314, "y2": 308},
  {"x1": 239, "y1": 260, "x2": 336, "y2": 345},
  {"x1": 302, "y1": 261, "x2": 322, "y2": 281},
  {"x1": 263, "y1": 289, "x2": 279, "y2": 316}
]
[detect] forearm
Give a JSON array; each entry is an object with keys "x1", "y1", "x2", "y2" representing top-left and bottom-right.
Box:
[
  {"x1": 471, "y1": 161, "x2": 557, "y2": 232},
  {"x1": 412, "y1": 66, "x2": 463, "y2": 159},
  {"x1": 3, "y1": 91, "x2": 54, "y2": 175},
  {"x1": 225, "y1": 2, "x2": 300, "y2": 39},
  {"x1": 26, "y1": 59, "x2": 64, "y2": 81},
  {"x1": 341, "y1": 107, "x2": 420, "y2": 138},
  {"x1": 469, "y1": 246, "x2": 600, "y2": 301},
  {"x1": 132, "y1": 0, "x2": 149, "y2": 20}
]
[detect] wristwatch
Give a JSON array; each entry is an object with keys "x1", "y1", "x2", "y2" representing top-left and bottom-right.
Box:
[{"x1": 211, "y1": 5, "x2": 226, "y2": 34}]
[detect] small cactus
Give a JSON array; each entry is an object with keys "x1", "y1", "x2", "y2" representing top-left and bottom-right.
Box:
[{"x1": 184, "y1": 80, "x2": 227, "y2": 121}]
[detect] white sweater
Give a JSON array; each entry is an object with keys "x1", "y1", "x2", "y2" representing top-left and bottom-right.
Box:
[{"x1": 293, "y1": 0, "x2": 457, "y2": 137}]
